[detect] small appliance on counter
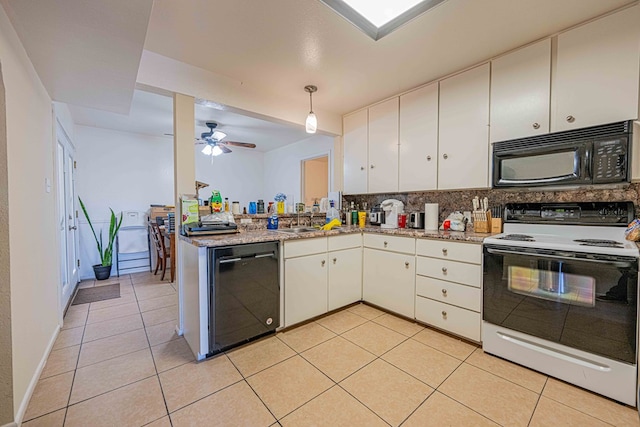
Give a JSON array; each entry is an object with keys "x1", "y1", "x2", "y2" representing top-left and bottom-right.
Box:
[
  {"x1": 183, "y1": 221, "x2": 238, "y2": 236},
  {"x1": 380, "y1": 199, "x2": 404, "y2": 229},
  {"x1": 408, "y1": 212, "x2": 425, "y2": 229},
  {"x1": 369, "y1": 204, "x2": 385, "y2": 226}
]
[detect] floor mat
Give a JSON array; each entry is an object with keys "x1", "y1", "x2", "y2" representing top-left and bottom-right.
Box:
[{"x1": 72, "y1": 283, "x2": 120, "y2": 305}]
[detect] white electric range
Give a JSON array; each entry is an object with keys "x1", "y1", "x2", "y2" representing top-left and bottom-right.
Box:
[{"x1": 482, "y1": 202, "x2": 639, "y2": 405}]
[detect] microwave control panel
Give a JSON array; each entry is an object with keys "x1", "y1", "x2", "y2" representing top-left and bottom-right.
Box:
[{"x1": 592, "y1": 139, "x2": 627, "y2": 182}]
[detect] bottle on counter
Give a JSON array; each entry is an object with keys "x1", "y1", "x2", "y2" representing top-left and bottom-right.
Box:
[
  {"x1": 351, "y1": 202, "x2": 357, "y2": 225},
  {"x1": 257, "y1": 199, "x2": 265, "y2": 214},
  {"x1": 224, "y1": 198, "x2": 230, "y2": 212},
  {"x1": 326, "y1": 200, "x2": 340, "y2": 224}
]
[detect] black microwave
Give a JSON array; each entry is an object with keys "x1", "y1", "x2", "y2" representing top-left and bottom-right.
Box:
[{"x1": 492, "y1": 121, "x2": 632, "y2": 188}]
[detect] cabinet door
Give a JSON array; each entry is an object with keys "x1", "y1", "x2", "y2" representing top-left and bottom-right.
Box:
[
  {"x1": 399, "y1": 83, "x2": 438, "y2": 191},
  {"x1": 328, "y1": 248, "x2": 362, "y2": 311},
  {"x1": 363, "y1": 248, "x2": 415, "y2": 318},
  {"x1": 284, "y1": 254, "x2": 327, "y2": 327},
  {"x1": 553, "y1": 5, "x2": 640, "y2": 131},
  {"x1": 438, "y1": 64, "x2": 490, "y2": 190},
  {"x1": 490, "y1": 39, "x2": 551, "y2": 142},
  {"x1": 343, "y1": 110, "x2": 368, "y2": 194},
  {"x1": 368, "y1": 98, "x2": 399, "y2": 193}
]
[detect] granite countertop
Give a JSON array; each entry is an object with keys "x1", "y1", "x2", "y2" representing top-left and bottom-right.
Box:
[{"x1": 180, "y1": 225, "x2": 495, "y2": 247}]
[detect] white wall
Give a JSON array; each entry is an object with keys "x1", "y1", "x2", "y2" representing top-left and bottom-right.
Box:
[
  {"x1": 75, "y1": 125, "x2": 174, "y2": 279},
  {"x1": 0, "y1": 4, "x2": 60, "y2": 423},
  {"x1": 263, "y1": 135, "x2": 335, "y2": 206},
  {"x1": 195, "y1": 148, "x2": 265, "y2": 210}
]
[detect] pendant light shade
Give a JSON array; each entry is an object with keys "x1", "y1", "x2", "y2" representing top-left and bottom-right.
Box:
[{"x1": 304, "y1": 85, "x2": 318, "y2": 134}]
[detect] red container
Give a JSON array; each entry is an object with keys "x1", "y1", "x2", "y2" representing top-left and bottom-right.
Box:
[{"x1": 398, "y1": 213, "x2": 407, "y2": 228}]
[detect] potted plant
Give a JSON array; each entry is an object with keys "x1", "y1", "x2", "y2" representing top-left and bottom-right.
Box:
[{"x1": 78, "y1": 197, "x2": 123, "y2": 280}]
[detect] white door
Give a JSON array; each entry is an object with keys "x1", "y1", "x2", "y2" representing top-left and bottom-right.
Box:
[
  {"x1": 399, "y1": 83, "x2": 438, "y2": 191},
  {"x1": 56, "y1": 122, "x2": 79, "y2": 309},
  {"x1": 284, "y1": 253, "x2": 328, "y2": 327},
  {"x1": 328, "y1": 247, "x2": 362, "y2": 310},
  {"x1": 363, "y1": 248, "x2": 415, "y2": 318},
  {"x1": 368, "y1": 97, "x2": 399, "y2": 193},
  {"x1": 438, "y1": 63, "x2": 490, "y2": 190},
  {"x1": 343, "y1": 109, "x2": 368, "y2": 194}
]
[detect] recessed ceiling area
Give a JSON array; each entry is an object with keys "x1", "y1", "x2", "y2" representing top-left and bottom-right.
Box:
[{"x1": 68, "y1": 89, "x2": 320, "y2": 152}]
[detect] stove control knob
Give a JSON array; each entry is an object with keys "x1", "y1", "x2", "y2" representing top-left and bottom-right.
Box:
[{"x1": 599, "y1": 208, "x2": 608, "y2": 216}]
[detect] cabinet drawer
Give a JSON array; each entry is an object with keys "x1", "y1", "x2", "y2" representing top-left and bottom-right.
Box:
[
  {"x1": 416, "y1": 276, "x2": 480, "y2": 312},
  {"x1": 328, "y1": 233, "x2": 362, "y2": 251},
  {"x1": 415, "y1": 297, "x2": 480, "y2": 342},
  {"x1": 416, "y1": 239, "x2": 481, "y2": 264},
  {"x1": 284, "y1": 237, "x2": 327, "y2": 258},
  {"x1": 363, "y1": 234, "x2": 415, "y2": 254},
  {"x1": 417, "y1": 257, "x2": 481, "y2": 288}
]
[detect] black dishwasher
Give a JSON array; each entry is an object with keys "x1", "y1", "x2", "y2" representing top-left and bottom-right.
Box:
[{"x1": 208, "y1": 242, "x2": 279, "y2": 355}]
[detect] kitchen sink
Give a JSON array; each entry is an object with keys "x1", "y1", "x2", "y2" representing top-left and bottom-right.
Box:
[{"x1": 275, "y1": 227, "x2": 319, "y2": 234}]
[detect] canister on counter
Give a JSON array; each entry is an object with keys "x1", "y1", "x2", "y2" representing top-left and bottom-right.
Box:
[
  {"x1": 232, "y1": 201, "x2": 240, "y2": 215},
  {"x1": 257, "y1": 199, "x2": 265, "y2": 214}
]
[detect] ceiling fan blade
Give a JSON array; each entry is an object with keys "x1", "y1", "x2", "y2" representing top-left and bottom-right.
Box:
[
  {"x1": 219, "y1": 144, "x2": 233, "y2": 154},
  {"x1": 220, "y1": 141, "x2": 257, "y2": 149}
]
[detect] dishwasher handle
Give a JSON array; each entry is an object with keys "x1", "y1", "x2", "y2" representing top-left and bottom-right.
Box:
[{"x1": 218, "y1": 252, "x2": 276, "y2": 264}]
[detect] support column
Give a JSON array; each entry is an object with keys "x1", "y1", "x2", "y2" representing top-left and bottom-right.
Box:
[{"x1": 173, "y1": 93, "x2": 195, "y2": 334}]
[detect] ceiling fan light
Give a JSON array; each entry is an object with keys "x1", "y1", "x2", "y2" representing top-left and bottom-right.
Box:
[
  {"x1": 306, "y1": 112, "x2": 317, "y2": 134},
  {"x1": 211, "y1": 145, "x2": 224, "y2": 156},
  {"x1": 201, "y1": 145, "x2": 213, "y2": 155},
  {"x1": 211, "y1": 130, "x2": 227, "y2": 141}
]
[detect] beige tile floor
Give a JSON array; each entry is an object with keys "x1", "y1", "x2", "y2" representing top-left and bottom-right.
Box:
[{"x1": 23, "y1": 272, "x2": 640, "y2": 426}]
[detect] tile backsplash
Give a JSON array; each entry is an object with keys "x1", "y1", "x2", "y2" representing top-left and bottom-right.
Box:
[{"x1": 343, "y1": 183, "x2": 640, "y2": 225}]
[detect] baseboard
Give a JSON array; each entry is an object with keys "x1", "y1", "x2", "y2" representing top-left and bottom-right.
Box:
[
  {"x1": 14, "y1": 324, "x2": 60, "y2": 425},
  {"x1": 1, "y1": 422, "x2": 18, "y2": 427}
]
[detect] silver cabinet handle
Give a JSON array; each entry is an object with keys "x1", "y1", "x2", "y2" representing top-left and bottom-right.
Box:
[
  {"x1": 427, "y1": 155, "x2": 432, "y2": 161},
  {"x1": 405, "y1": 261, "x2": 410, "y2": 268},
  {"x1": 443, "y1": 154, "x2": 448, "y2": 160},
  {"x1": 442, "y1": 248, "x2": 448, "y2": 255},
  {"x1": 441, "y1": 311, "x2": 447, "y2": 317},
  {"x1": 333, "y1": 258, "x2": 337, "y2": 264},
  {"x1": 370, "y1": 164, "x2": 375, "y2": 169},
  {"x1": 383, "y1": 241, "x2": 388, "y2": 247},
  {"x1": 532, "y1": 122, "x2": 540, "y2": 129},
  {"x1": 68, "y1": 225, "x2": 77, "y2": 231},
  {"x1": 321, "y1": 260, "x2": 326, "y2": 266},
  {"x1": 442, "y1": 289, "x2": 447, "y2": 295},
  {"x1": 360, "y1": 166, "x2": 365, "y2": 171},
  {"x1": 566, "y1": 115, "x2": 575, "y2": 123},
  {"x1": 441, "y1": 267, "x2": 448, "y2": 273}
]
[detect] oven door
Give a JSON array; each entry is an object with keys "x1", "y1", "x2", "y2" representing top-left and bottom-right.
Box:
[
  {"x1": 483, "y1": 244, "x2": 638, "y2": 364},
  {"x1": 493, "y1": 142, "x2": 590, "y2": 187}
]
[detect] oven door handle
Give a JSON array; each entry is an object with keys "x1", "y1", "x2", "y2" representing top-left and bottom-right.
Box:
[{"x1": 485, "y1": 247, "x2": 635, "y2": 267}]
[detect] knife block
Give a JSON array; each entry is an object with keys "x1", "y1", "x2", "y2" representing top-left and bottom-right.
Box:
[{"x1": 473, "y1": 211, "x2": 492, "y2": 233}]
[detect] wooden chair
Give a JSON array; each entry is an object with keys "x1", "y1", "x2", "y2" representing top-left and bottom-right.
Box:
[{"x1": 150, "y1": 222, "x2": 171, "y2": 280}]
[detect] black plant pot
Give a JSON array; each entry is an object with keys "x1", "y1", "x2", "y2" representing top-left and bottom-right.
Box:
[{"x1": 93, "y1": 264, "x2": 112, "y2": 281}]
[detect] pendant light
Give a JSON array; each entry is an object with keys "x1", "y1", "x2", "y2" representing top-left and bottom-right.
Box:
[{"x1": 304, "y1": 85, "x2": 318, "y2": 134}]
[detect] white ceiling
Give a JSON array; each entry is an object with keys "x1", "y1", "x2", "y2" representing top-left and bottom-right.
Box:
[
  {"x1": 69, "y1": 89, "x2": 318, "y2": 152},
  {"x1": 1, "y1": 0, "x2": 153, "y2": 114},
  {"x1": 144, "y1": 0, "x2": 633, "y2": 115}
]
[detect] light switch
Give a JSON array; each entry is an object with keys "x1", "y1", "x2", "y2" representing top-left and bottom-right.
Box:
[{"x1": 45, "y1": 178, "x2": 51, "y2": 193}]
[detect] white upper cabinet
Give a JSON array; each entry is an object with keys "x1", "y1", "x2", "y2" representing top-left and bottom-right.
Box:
[
  {"x1": 399, "y1": 83, "x2": 439, "y2": 191},
  {"x1": 343, "y1": 109, "x2": 368, "y2": 194},
  {"x1": 368, "y1": 98, "x2": 399, "y2": 193},
  {"x1": 553, "y1": 5, "x2": 640, "y2": 131},
  {"x1": 490, "y1": 39, "x2": 551, "y2": 142},
  {"x1": 438, "y1": 64, "x2": 490, "y2": 190}
]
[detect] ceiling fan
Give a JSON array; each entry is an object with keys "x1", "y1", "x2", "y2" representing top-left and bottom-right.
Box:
[{"x1": 195, "y1": 122, "x2": 257, "y2": 156}]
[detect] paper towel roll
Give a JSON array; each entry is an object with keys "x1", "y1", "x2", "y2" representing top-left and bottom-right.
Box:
[{"x1": 425, "y1": 203, "x2": 439, "y2": 231}]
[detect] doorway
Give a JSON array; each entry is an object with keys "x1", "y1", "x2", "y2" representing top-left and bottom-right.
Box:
[
  {"x1": 301, "y1": 155, "x2": 329, "y2": 207},
  {"x1": 56, "y1": 121, "x2": 79, "y2": 311}
]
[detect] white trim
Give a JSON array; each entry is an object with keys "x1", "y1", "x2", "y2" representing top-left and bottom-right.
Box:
[
  {"x1": 14, "y1": 325, "x2": 60, "y2": 425},
  {"x1": 1, "y1": 422, "x2": 18, "y2": 427}
]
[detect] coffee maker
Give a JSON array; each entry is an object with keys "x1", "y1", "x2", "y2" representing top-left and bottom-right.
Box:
[{"x1": 380, "y1": 199, "x2": 404, "y2": 229}]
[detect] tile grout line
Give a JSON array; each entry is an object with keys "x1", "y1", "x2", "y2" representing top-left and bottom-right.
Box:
[{"x1": 526, "y1": 377, "x2": 549, "y2": 426}]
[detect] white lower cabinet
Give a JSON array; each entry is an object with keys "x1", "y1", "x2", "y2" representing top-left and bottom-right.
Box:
[
  {"x1": 328, "y1": 247, "x2": 362, "y2": 311},
  {"x1": 415, "y1": 239, "x2": 482, "y2": 341},
  {"x1": 363, "y1": 246, "x2": 415, "y2": 318},
  {"x1": 284, "y1": 252, "x2": 328, "y2": 327},
  {"x1": 284, "y1": 235, "x2": 362, "y2": 327}
]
